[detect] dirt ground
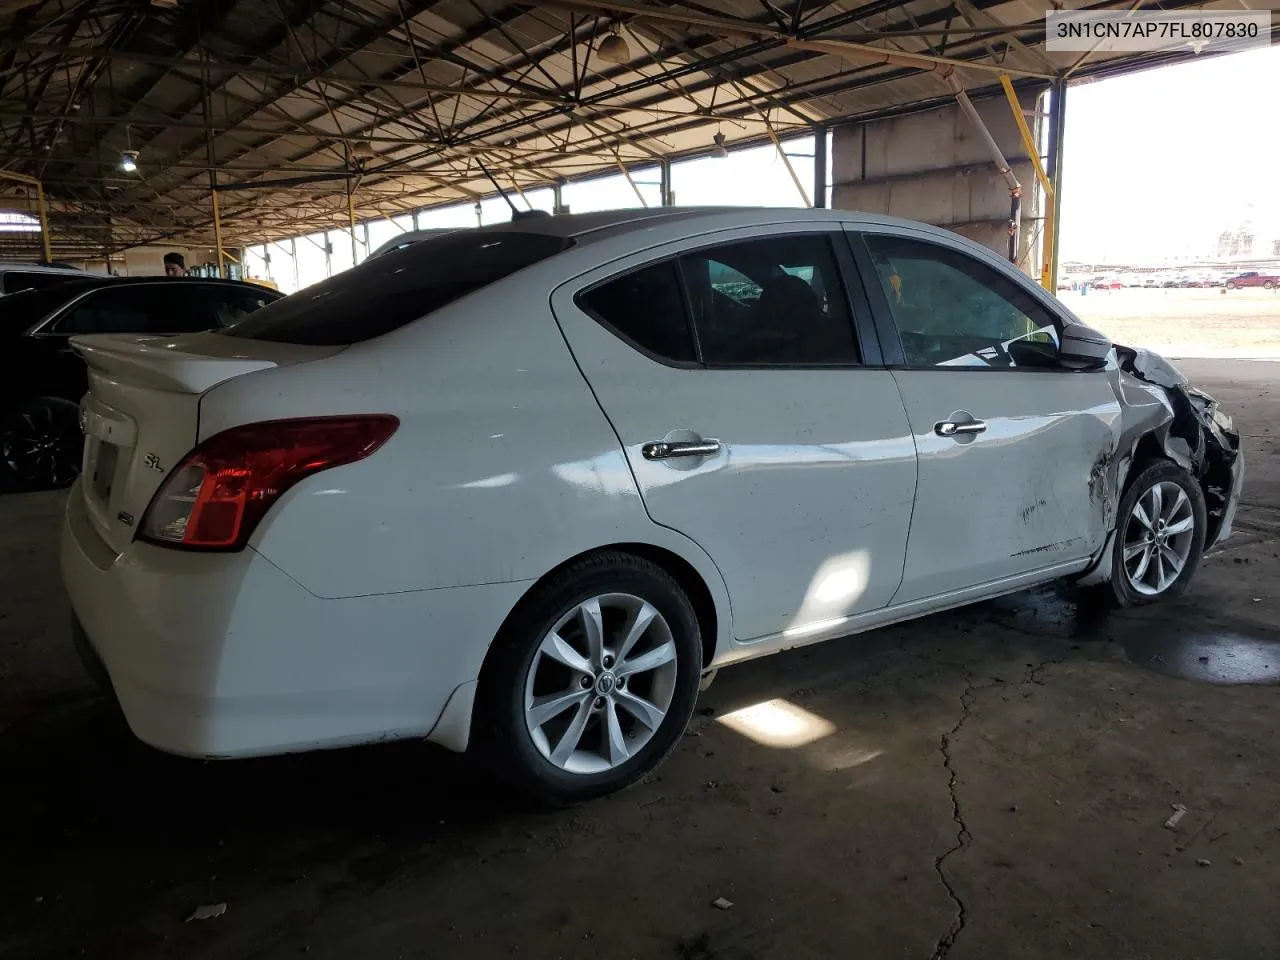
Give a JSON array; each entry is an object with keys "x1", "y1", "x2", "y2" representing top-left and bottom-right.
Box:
[
  {"x1": 1, "y1": 359, "x2": 1277, "y2": 960},
  {"x1": 1060, "y1": 288, "x2": 1280, "y2": 359}
]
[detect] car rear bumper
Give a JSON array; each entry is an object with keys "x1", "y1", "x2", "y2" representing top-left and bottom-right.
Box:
[{"x1": 60, "y1": 482, "x2": 528, "y2": 758}]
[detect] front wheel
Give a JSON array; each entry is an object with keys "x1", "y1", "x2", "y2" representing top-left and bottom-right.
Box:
[
  {"x1": 476, "y1": 553, "x2": 703, "y2": 804},
  {"x1": 1105, "y1": 461, "x2": 1206, "y2": 607}
]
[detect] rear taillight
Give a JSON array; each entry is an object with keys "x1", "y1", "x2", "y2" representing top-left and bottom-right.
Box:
[{"x1": 139, "y1": 415, "x2": 398, "y2": 550}]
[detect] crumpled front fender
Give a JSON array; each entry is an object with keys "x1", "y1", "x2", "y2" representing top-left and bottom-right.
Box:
[{"x1": 1077, "y1": 346, "x2": 1242, "y2": 586}]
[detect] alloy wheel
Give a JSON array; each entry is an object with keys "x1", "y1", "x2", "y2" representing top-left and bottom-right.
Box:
[
  {"x1": 1, "y1": 402, "x2": 82, "y2": 489},
  {"x1": 524, "y1": 593, "x2": 678, "y2": 775},
  {"x1": 1122, "y1": 480, "x2": 1196, "y2": 597}
]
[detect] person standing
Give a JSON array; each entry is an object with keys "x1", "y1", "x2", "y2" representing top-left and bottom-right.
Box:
[{"x1": 163, "y1": 252, "x2": 187, "y2": 277}]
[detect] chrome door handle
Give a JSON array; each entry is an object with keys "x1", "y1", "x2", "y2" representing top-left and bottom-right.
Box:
[
  {"x1": 934, "y1": 419, "x2": 987, "y2": 437},
  {"x1": 642, "y1": 440, "x2": 721, "y2": 460}
]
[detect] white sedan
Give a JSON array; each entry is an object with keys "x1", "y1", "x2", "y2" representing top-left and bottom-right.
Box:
[{"x1": 61, "y1": 209, "x2": 1242, "y2": 803}]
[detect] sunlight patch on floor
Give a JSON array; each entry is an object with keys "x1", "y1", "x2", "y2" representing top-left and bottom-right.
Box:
[{"x1": 716, "y1": 698, "x2": 836, "y2": 748}]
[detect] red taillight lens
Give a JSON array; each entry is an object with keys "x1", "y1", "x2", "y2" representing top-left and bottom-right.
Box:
[{"x1": 139, "y1": 415, "x2": 399, "y2": 550}]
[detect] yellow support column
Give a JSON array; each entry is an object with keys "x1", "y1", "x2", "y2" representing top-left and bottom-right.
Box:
[
  {"x1": 999, "y1": 74, "x2": 1055, "y2": 291},
  {"x1": 35, "y1": 181, "x2": 52, "y2": 262},
  {"x1": 347, "y1": 187, "x2": 359, "y2": 263},
  {"x1": 212, "y1": 189, "x2": 226, "y2": 276}
]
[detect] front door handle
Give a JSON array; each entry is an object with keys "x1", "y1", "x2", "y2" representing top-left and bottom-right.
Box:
[
  {"x1": 642, "y1": 439, "x2": 721, "y2": 461},
  {"x1": 934, "y1": 419, "x2": 987, "y2": 438}
]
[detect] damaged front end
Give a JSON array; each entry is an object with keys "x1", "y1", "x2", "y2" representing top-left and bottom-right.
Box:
[
  {"x1": 1079, "y1": 346, "x2": 1242, "y2": 586},
  {"x1": 1114, "y1": 345, "x2": 1243, "y2": 547}
]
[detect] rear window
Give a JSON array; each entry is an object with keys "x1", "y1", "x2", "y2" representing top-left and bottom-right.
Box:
[{"x1": 222, "y1": 232, "x2": 569, "y2": 345}]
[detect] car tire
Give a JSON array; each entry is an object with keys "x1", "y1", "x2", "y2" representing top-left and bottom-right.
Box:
[
  {"x1": 0, "y1": 397, "x2": 83, "y2": 491},
  {"x1": 1265, "y1": 281, "x2": 1275, "y2": 290},
  {"x1": 1105, "y1": 461, "x2": 1206, "y2": 608},
  {"x1": 475, "y1": 552, "x2": 703, "y2": 804},
  {"x1": 1225, "y1": 282, "x2": 1237, "y2": 290}
]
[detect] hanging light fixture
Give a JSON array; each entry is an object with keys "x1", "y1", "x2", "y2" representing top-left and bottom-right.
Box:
[
  {"x1": 596, "y1": 26, "x2": 631, "y2": 64},
  {"x1": 119, "y1": 125, "x2": 139, "y2": 173},
  {"x1": 351, "y1": 140, "x2": 375, "y2": 162},
  {"x1": 711, "y1": 131, "x2": 729, "y2": 159}
]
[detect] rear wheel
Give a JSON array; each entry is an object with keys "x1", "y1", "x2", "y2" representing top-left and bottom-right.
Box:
[
  {"x1": 477, "y1": 553, "x2": 702, "y2": 804},
  {"x1": 1, "y1": 397, "x2": 82, "y2": 490},
  {"x1": 1105, "y1": 461, "x2": 1206, "y2": 607},
  {"x1": 1264, "y1": 281, "x2": 1275, "y2": 290}
]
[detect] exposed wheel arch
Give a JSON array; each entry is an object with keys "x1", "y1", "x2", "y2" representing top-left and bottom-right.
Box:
[{"x1": 483, "y1": 543, "x2": 721, "y2": 682}]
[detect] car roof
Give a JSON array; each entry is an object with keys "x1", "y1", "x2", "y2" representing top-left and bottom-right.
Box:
[
  {"x1": 0, "y1": 262, "x2": 83, "y2": 273},
  {"x1": 16, "y1": 276, "x2": 282, "y2": 295},
  {"x1": 465, "y1": 206, "x2": 959, "y2": 245}
]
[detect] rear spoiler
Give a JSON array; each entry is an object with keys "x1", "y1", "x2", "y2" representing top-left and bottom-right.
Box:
[{"x1": 71, "y1": 334, "x2": 278, "y2": 394}]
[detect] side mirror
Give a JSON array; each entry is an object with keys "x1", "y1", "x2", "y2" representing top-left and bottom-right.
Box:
[{"x1": 1058, "y1": 322, "x2": 1112, "y2": 370}]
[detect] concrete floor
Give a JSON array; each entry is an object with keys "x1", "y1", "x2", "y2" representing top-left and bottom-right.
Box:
[{"x1": 1, "y1": 360, "x2": 1277, "y2": 960}]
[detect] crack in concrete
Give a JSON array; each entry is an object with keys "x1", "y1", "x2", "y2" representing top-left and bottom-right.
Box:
[
  {"x1": 1024, "y1": 657, "x2": 1068, "y2": 686},
  {"x1": 895, "y1": 638, "x2": 1073, "y2": 958},
  {"x1": 930, "y1": 668, "x2": 975, "y2": 960}
]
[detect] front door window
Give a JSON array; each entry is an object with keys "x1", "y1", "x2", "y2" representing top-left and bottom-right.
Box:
[{"x1": 863, "y1": 235, "x2": 1061, "y2": 369}]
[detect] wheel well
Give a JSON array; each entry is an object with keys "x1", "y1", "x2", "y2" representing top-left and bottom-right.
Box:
[
  {"x1": 492, "y1": 543, "x2": 720, "y2": 673},
  {"x1": 1128, "y1": 433, "x2": 1169, "y2": 482},
  {"x1": 613, "y1": 543, "x2": 719, "y2": 670}
]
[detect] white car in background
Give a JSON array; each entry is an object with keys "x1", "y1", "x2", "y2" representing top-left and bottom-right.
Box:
[{"x1": 61, "y1": 209, "x2": 1242, "y2": 803}]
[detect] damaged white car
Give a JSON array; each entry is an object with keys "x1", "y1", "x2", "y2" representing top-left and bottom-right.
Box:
[{"x1": 61, "y1": 209, "x2": 1242, "y2": 803}]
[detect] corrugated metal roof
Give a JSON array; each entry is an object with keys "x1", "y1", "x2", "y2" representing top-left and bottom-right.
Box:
[{"x1": 0, "y1": 0, "x2": 1275, "y2": 254}]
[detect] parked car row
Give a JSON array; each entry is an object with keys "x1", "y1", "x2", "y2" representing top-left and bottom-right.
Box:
[
  {"x1": 1060, "y1": 270, "x2": 1279, "y2": 291},
  {"x1": 1, "y1": 276, "x2": 281, "y2": 489}
]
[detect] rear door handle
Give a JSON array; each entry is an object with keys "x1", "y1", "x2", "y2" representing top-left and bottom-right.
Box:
[
  {"x1": 934, "y1": 419, "x2": 987, "y2": 437},
  {"x1": 642, "y1": 440, "x2": 721, "y2": 460}
]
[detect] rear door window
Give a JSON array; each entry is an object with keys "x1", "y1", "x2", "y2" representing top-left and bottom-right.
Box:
[
  {"x1": 578, "y1": 262, "x2": 696, "y2": 364},
  {"x1": 223, "y1": 232, "x2": 569, "y2": 345},
  {"x1": 680, "y1": 234, "x2": 860, "y2": 366}
]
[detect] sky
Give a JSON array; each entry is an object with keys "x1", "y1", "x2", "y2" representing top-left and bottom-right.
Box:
[{"x1": 1057, "y1": 44, "x2": 1280, "y2": 263}]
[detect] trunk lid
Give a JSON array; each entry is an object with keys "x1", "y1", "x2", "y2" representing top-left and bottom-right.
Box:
[{"x1": 72, "y1": 332, "x2": 341, "y2": 554}]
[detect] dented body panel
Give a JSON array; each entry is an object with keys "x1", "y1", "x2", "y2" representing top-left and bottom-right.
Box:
[{"x1": 889, "y1": 368, "x2": 1119, "y2": 604}]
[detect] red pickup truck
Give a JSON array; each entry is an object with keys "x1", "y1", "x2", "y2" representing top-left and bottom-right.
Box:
[{"x1": 1225, "y1": 271, "x2": 1279, "y2": 290}]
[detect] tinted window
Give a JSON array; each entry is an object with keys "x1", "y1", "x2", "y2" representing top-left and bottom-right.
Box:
[
  {"x1": 578, "y1": 261, "x2": 695, "y2": 364},
  {"x1": 224, "y1": 232, "x2": 568, "y2": 345},
  {"x1": 680, "y1": 235, "x2": 860, "y2": 365},
  {"x1": 863, "y1": 235, "x2": 1061, "y2": 369},
  {"x1": 2, "y1": 270, "x2": 79, "y2": 295},
  {"x1": 208, "y1": 287, "x2": 277, "y2": 326},
  {"x1": 0, "y1": 286, "x2": 87, "y2": 336},
  {"x1": 51, "y1": 284, "x2": 217, "y2": 335}
]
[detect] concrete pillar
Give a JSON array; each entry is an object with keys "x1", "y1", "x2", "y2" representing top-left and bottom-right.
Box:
[{"x1": 831, "y1": 90, "x2": 1047, "y2": 271}]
